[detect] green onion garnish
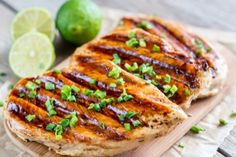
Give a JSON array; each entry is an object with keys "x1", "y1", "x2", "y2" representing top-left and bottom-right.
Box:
[
  {"x1": 45, "y1": 82, "x2": 55, "y2": 90},
  {"x1": 25, "y1": 114, "x2": 36, "y2": 122}
]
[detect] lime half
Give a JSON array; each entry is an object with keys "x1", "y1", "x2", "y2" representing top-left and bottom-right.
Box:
[
  {"x1": 11, "y1": 7, "x2": 55, "y2": 41},
  {"x1": 9, "y1": 32, "x2": 55, "y2": 78}
]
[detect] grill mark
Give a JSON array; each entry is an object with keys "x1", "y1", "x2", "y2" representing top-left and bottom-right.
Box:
[{"x1": 88, "y1": 44, "x2": 198, "y2": 88}]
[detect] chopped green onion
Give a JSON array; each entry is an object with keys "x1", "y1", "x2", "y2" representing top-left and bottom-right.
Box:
[
  {"x1": 112, "y1": 53, "x2": 121, "y2": 65},
  {"x1": 190, "y1": 125, "x2": 205, "y2": 134},
  {"x1": 126, "y1": 112, "x2": 137, "y2": 119},
  {"x1": 145, "y1": 80, "x2": 152, "y2": 85},
  {"x1": 124, "y1": 123, "x2": 131, "y2": 131},
  {"x1": 25, "y1": 81, "x2": 36, "y2": 91},
  {"x1": 139, "y1": 39, "x2": 146, "y2": 47},
  {"x1": 66, "y1": 112, "x2": 78, "y2": 128},
  {"x1": 129, "y1": 31, "x2": 135, "y2": 38},
  {"x1": 132, "y1": 120, "x2": 141, "y2": 127},
  {"x1": 46, "y1": 123, "x2": 56, "y2": 131},
  {"x1": 164, "y1": 74, "x2": 171, "y2": 83},
  {"x1": 83, "y1": 89, "x2": 94, "y2": 96},
  {"x1": 126, "y1": 38, "x2": 139, "y2": 48},
  {"x1": 169, "y1": 85, "x2": 178, "y2": 96},
  {"x1": 152, "y1": 44, "x2": 160, "y2": 52},
  {"x1": 155, "y1": 75, "x2": 162, "y2": 80},
  {"x1": 139, "y1": 63, "x2": 155, "y2": 76},
  {"x1": 124, "y1": 62, "x2": 138, "y2": 72},
  {"x1": 54, "y1": 125, "x2": 63, "y2": 140},
  {"x1": 137, "y1": 21, "x2": 153, "y2": 29},
  {"x1": 99, "y1": 123, "x2": 105, "y2": 129},
  {"x1": 45, "y1": 99, "x2": 57, "y2": 117},
  {"x1": 163, "y1": 85, "x2": 171, "y2": 93},
  {"x1": 117, "y1": 78, "x2": 124, "y2": 85},
  {"x1": 61, "y1": 85, "x2": 76, "y2": 102},
  {"x1": 89, "y1": 78, "x2": 97, "y2": 85},
  {"x1": 71, "y1": 85, "x2": 80, "y2": 93},
  {"x1": 118, "y1": 89, "x2": 133, "y2": 103},
  {"x1": 88, "y1": 103, "x2": 101, "y2": 112},
  {"x1": 19, "y1": 93, "x2": 25, "y2": 98},
  {"x1": 60, "y1": 119, "x2": 70, "y2": 129},
  {"x1": 178, "y1": 142, "x2": 185, "y2": 148},
  {"x1": 151, "y1": 80, "x2": 158, "y2": 86},
  {"x1": 0, "y1": 101, "x2": 3, "y2": 107},
  {"x1": 109, "y1": 83, "x2": 117, "y2": 88},
  {"x1": 25, "y1": 114, "x2": 36, "y2": 122},
  {"x1": 94, "y1": 90, "x2": 106, "y2": 99},
  {"x1": 53, "y1": 69, "x2": 61, "y2": 74},
  {"x1": 45, "y1": 82, "x2": 55, "y2": 90},
  {"x1": 35, "y1": 79, "x2": 41, "y2": 84},
  {"x1": 184, "y1": 89, "x2": 191, "y2": 96},
  {"x1": 230, "y1": 111, "x2": 236, "y2": 117},
  {"x1": 28, "y1": 90, "x2": 36, "y2": 99},
  {"x1": 118, "y1": 113, "x2": 126, "y2": 122},
  {"x1": 219, "y1": 118, "x2": 228, "y2": 126},
  {"x1": 108, "y1": 67, "x2": 121, "y2": 79}
]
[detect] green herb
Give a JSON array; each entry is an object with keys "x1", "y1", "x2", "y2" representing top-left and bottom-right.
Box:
[
  {"x1": 206, "y1": 47, "x2": 212, "y2": 53},
  {"x1": 169, "y1": 85, "x2": 178, "y2": 97},
  {"x1": 19, "y1": 93, "x2": 25, "y2": 98},
  {"x1": 28, "y1": 90, "x2": 36, "y2": 99},
  {"x1": 35, "y1": 79, "x2": 41, "y2": 84},
  {"x1": 124, "y1": 62, "x2": 138, "y2": 72},
  {"x1": 163, "y1": 85, "x2": 171, "y2": 93},
  {"x1": 60, "y1": 118, "x2": 70, "y2": 129},
  {"x1": 139, "y1": 63, "x2": 155, "y2": 76},
  {"x1": 145, "y1": 80, "x2": 152, "y2": 85},
  {"x1": 133, "y1": 73, "x2": 141, "y2": 78},
  {"x1": 230, "y1": 111, "x2": 236, "y2": 117},
  {"x1": 89, "y1": 78, "x2": 97, "y2": 85},
  {"x1": 45, "y1": 82, "x2": 55, "y2": 90},
  {"x1": 71, "y1": 85, "x2": 80, "y2": 93},
  {"x1": 184, "y1": 89, "x2": 191, "y2": 96},
  {"x1": 45, "y1": 99, "x2": 57, "y2": 117},
  {"x1": 108, "y1": 67, "x2": 121, "y2": 79},
  {"x1": 118, "y1": 113, "x2": 126, "y2": 122},
  {"x1": 8, "y1": 83, "x2": 14, "y2": 90},
  {"x1": 219, "y1": 118, "x2": 228, "y2": 126},
  {"x1": 25, "y1": 81, "x2": 36, "y2": 91},
  {"x1": 0, "y1": 72, "x2": 7, "y2": 77},
  {"x1": 88, "y1": 103, "x2": 101, "y2": 112},
  {"x1": 61, "y1": 85, "x2": 76, "y2": 102},
  {"x1": 126, "y1": 112, "x2": 137, "y2": 119},
  {"x1": 53, "y1": 69, "x2": 61, "y2": 74},
  {"x1": 100, "y1": 97, "x2": 114, "y2": 107},
  {"x1": 83, "y1": 89, "x2": 94, "y2": 96},
  {"x1": 137, "y1": 21, "x2": 153, "y2": 29},
  {"x1": 46, "y1": 123, "x2": 56, "y2": 131},
  {"x1": 164, "y1": 74, "x2": 171, "y2": 83},
  {"x1": 178, "y1": 142, "x2": 185, "y2": 148},
  {"x1": 151, "y1": 80, "x2": 158, "y2": 86},
  {"x1": 117, "y1": 78, "x2": 124, "y2": 85},
  {"x1": 112, "y1": 53, "x2": 121, "y2": 65},
  {"x1": 139, "y1": 39, "x2": 146, "y2": 47},
  {"x1": 155, "y1": 75, "x2": 162, "y2": 80},
  {"x1": 194, "y1": 39, "x2": 204, "y2": 56},
  {"x1": 54, "y1": 125, "x2": 63, "y2": 140},
  {"x1": 25, "y1": 114, "x2": 36, "y2": 122},
  {"x1": 118, "y1": 89, "x2": 133, "y2": 103},
  {"x1": 190, "y1": 125, "x2": 205, "y2": 134},
  {"x1": 129, "y1": 31, "x2": 135, "y2": 38},
  {"x1": 66, "y1": 111, "x2": 78, "y2": 128},
  {"x1": 126, "y1": 38, "x2": 139, "y2": 48},
  {"x1": 94, "y1": 90, "x2": 106, "y2": 99},
  {"x1": 99, "y1": 123, "x2": 105, "y2": 129},
  {"x1": 132, "y1": 120, "x2": 141, "y2": 127},
  {"x1": 0, "y1": 101, "x2": 3, "y2": 107},
  {"x1": 124, "y1": 123, "x2": 131, "y2": 131},
  {"x1": 152, "y1": 44, "x2": 160, "y2": 52},
  {"x1": 109, "y1": 83, "x2": 117, "y2": 88}
]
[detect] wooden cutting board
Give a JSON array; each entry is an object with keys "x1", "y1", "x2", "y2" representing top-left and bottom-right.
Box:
[{"x1": 4, "y1": 39, "x2": 236, "y2": 157}]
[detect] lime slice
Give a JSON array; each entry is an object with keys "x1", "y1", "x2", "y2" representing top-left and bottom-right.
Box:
[
  {"x1": 11, "y1": 7, "x2": 55, "y2": 41},
  {"x1": 9, "y1": 32, "x2": 55, "y2": 78}
]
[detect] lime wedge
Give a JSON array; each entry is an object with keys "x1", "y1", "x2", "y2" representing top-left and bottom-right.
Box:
[
  {"x1": 9, "y1": 32, "x2": 55, "y2": 78},
  {"x1": 11, "y1": 7, "x2": 55, "y2": 41}
]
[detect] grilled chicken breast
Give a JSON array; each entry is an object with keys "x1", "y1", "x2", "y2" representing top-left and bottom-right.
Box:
[
  {"x1": 114, "y1": 16, "x2": 227, "y2": 98},
  {"x1": 71, "y1": 28, "x2": 208, "y2": 108},
  {"x1": 5, "y1": 59, "x2": 187, "y2": 156}
]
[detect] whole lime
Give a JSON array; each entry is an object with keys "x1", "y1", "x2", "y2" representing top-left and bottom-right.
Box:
[{"x1": 56, "y1": 0, "x2": 102, "y2": 45}]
